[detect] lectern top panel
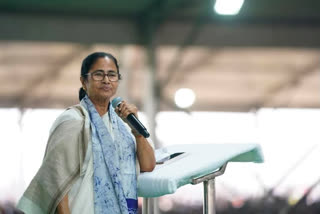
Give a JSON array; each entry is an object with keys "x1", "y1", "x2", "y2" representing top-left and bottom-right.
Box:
[{"x1": 137, "y1": 143, "x2": 263, "y2": 197}]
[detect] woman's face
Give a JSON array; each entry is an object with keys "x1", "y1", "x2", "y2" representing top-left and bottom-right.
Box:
[{"x1": 81, "y1": 57, "x2": 119, "y2": 103}]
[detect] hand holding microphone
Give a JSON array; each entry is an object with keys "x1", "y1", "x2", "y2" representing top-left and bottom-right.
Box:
[{"x1": 112, "y1": 97, "x2": 150, "y2": 138}]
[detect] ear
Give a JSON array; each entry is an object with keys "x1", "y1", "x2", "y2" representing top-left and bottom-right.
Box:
[{"x1": 80, "y1": 76, "x2": 87, "y2": 89}]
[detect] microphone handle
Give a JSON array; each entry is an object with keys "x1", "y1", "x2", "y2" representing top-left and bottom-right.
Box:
[{"x1": 126, "y1": 114, "x2": 150, "y2": 138}]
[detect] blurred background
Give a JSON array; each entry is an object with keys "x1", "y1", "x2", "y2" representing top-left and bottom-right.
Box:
[{"x1": 1, "y1": 0, "x2": 320, "y2": 213}]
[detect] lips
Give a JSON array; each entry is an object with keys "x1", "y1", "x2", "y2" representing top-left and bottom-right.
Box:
[{"x1": 101, "y1": 86, "x2": 112, "y2": 90}]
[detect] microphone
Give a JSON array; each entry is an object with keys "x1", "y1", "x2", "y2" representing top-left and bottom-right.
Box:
[{"x1": 111, "y1": 97, "x2": 150, "y2": 138}]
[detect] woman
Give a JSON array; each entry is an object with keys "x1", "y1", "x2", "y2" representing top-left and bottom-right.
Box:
[{"x1": 17, "y1": 52, "x2": 156, "y2": 214}]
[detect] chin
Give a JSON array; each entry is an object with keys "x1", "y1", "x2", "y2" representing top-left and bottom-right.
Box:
[{"x1": 102, "y1": 92, "x2": 114, "y2": 99}]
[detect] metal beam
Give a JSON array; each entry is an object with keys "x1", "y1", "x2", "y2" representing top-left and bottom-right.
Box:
[
  {"x1": 156, "y1": 22, "x2": 320, "y2": 48},
  {"x1": 2, "y1": 13, "x2": 320, "y2": 47},
  {"x1": 0, "y1": 13, "x2": 138, "y2": 44}
]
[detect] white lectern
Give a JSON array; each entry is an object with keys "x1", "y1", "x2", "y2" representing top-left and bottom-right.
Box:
[{"x1": 137, "y1": 144, "x2": 264, "y2": 214}]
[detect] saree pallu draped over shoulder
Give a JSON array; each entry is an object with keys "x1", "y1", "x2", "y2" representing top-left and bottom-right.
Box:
[{"x1": 17, "y1": 104, "x2": 90, "y2": 214}]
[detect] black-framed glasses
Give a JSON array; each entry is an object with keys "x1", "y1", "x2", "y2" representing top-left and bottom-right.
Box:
[{"x1": 86, "y1": 70, "x2": 120, "y2": 82}]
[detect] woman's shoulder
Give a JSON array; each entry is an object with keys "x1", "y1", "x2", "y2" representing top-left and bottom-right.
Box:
[
  {"x1": 60, "y1": 104, "x2": 85, "y2": 121},
  {"x1": 49, "y1": 104, "x2": 88, "y2": 134}
]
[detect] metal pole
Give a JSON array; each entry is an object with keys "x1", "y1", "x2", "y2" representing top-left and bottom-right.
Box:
[
  {"x1": 142, "y1": 198, "x2": 149, "y2": 214},
  {"x1": 145, "y1": 45, "x2": 157, "y2": 145},
  {"x1": 144, "y1": 17, "x2": 161, "y2": 214},
  {"x1": 192, "y1": 163, "x2": 228, "y2": 214},
  {"x1": 203, "y1": 179, "x2": 216, "y2": 214}
]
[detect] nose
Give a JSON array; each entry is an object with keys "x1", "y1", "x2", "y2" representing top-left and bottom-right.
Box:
[{"x1": 102, "y1": 74, "x2": 110, "y2": 83}]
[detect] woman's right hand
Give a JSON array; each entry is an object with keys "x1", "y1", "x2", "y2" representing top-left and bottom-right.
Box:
[{"x1": 57, "y1": 194, "x2": 71, "y2": 214}]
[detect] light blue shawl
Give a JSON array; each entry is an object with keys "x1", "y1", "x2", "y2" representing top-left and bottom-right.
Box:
[{"x1": 82, "y1": 96, "x2": 137, "y2": 214}]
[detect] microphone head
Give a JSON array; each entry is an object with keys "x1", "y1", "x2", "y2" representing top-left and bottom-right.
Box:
[{"x1": 111, "y1": 97, "x2": 123, "y2": 108}]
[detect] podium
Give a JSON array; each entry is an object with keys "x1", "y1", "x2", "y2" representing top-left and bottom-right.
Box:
[{"x1": 137, "y1": 144, "x2": 264, "y2": 214}]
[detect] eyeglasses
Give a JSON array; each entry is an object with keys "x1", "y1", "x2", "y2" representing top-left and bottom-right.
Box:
[{"x1": 86, "y1": 70, "x2": 120, "y2": 82}]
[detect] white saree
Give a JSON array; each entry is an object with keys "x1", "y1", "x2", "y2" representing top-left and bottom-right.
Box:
[{"x1": 17, "y1": 101, "x2": 147, "y2": 214}]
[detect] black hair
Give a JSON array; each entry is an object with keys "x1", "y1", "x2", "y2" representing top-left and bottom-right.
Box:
[{"x1": 79, "y1": 52, "x2": 121, "y2": 101}]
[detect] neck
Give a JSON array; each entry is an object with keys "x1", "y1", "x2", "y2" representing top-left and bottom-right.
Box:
[{"x1": 89, "y1": 96, "x2": 110, "y2": 116}]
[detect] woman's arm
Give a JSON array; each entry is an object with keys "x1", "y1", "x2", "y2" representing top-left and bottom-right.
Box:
[
  {"x1": 57, "y1": 194, "x2": 70, "y2": 214},
  {"x1": 116, "y1": 101, "x2": 156, "y2": 172},
  {"x1": 132, "y1": 131, "x2": 156, "y2": 172}
]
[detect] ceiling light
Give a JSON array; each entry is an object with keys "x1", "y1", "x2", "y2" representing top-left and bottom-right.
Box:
[
  {"x1": 214, "y1": 0, "x2": 244, "y2": 15},
  {"x1": 174, "y1": 88, "x2": 196, "y2": 109}
]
